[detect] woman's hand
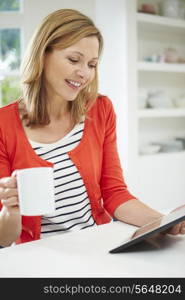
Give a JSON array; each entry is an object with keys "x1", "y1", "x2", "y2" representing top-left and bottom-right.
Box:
[
  {"x1": 0, "y1": 173, "x2": 21, "y2": 246},
  {"x1": 164, "y1": 205, "x2": 185, "y2": 236},
  {"x1": 0, "y1": 173, "x2": 20, "y2": 215},
  {"x1": 145, "y1": 206, "x2": 185, "y2": 248}
]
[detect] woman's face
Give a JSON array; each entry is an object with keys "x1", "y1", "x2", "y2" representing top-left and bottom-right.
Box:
[{"x1": 43, "y1": 36, "x2": 99, "y2": 103}]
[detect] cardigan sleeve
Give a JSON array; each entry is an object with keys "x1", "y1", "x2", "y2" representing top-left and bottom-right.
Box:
[
  {"x1": 100, "y1": 97, "x2": 137, "y2": 216},
  {"x1": 0, "y1": 128, "x2": 11, "y2": 210},
  {"x1": 0, "y1": 128, "x2": 11, "y2": 179}
]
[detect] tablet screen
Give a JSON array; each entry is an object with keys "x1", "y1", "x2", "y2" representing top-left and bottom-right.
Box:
[{"x1": 109, "y1": 205, "x2": 185, "y2": 253}]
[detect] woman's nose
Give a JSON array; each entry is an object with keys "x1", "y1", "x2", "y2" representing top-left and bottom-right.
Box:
[{"x1": 76, "y1": 66, "x2": 90, "y2": 80}]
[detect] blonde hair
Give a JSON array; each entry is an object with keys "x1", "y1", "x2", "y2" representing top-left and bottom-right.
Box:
[{"x1": 19, "y1": 9, "x2": 103, "y2": 126}]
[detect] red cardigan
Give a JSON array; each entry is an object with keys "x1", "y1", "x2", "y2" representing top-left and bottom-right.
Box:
[{"x1": 0, "y1": 95, "x2": 136, "y2": 244}]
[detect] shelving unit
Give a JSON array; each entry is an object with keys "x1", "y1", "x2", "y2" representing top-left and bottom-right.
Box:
[
  {"x1": 137, "y1": 0, "x2": 185, "y2": 157},
  {"x1": 125, "y1": 0, "x2": 185, "y2": 211}
]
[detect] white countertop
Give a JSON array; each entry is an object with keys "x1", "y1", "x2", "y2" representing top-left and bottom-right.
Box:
[{"x1": 0, "y1": 221, "x2": 185, "y2": 278}]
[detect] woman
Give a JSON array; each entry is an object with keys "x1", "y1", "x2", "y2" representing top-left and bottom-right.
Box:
[{"x1": 0, "y1": 9, "x2": 184, "y2": 247}]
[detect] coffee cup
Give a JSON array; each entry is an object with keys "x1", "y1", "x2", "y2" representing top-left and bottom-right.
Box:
[{"x1": 16, "y1": 167, "x2": 55, "y2": 216}]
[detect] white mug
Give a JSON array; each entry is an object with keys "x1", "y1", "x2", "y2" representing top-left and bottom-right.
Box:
[{"x1": 16, "y1": 167, "x2": 55, "y2": 216}]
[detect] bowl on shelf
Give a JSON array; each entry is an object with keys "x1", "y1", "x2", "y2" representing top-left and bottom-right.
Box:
[{"x1": 147, "y1": 90, "x2": 173, "y2": 109}]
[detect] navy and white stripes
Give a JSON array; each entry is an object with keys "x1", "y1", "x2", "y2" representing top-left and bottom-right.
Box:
[{"x1": 29, "y1": 121, "x2": 96, "y2": 238}]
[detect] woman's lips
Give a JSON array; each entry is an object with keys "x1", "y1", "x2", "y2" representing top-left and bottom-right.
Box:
[{"x1": 65, "y1": 79, "x2": 82, "y2": 90}]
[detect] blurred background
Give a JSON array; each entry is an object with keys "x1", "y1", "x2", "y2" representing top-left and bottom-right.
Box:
[{"x1": 0, "y1": 0, "x2": 185, "y2": 212}]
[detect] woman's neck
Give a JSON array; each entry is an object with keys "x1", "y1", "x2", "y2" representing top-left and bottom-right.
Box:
[{"x1": 47, "y1": 96, "x2": 71, "y2": 121}]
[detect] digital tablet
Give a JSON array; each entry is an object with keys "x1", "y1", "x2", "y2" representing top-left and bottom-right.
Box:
[{"x1": 109, "y1": 205, "x2": 185, "y2": 254}]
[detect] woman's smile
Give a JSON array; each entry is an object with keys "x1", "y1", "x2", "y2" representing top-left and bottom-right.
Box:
[{"x1": 65, "y1": 79, "x2": 82, "y2": 89}]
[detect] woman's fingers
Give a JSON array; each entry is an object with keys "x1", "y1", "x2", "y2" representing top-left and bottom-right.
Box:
[
  {"x1": 169, "y1": 223, "x2": 181, "y2": 235},
  {"x1": 0, "y1": 176, "x2": 18, "y2": 199},
  {"x1": 179, "y1": 221, "x2": 185, "y2": 234},
  {"x1": 0, "y1": 176, "x2": 17, "y2": 188},
  {"x1": 1, "y1": 196, "x2": 19, "y2": 207},
  {"x1": 0, "y1": 187, "x2": 18, "y2": 199},
  {"x1": 0, "y1": 175, "x2": 20, "y2": 217},
  {"x1": 0, "y1": 176, "x2": 19, "y2": 209},
  {"x1": 180, "y1": 227, "x2": 185, "y2": 234},
  {"x1": 167, "y1": 221, "x2": 185, "y2": 235}
]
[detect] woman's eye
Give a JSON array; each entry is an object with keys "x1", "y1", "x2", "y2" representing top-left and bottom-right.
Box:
[
  {"x1": 68, "y1": 58, "x2": 78, "y2": 63},
  {"x1": 89, "y1": 65, "x2": 97, "y2": 69}
]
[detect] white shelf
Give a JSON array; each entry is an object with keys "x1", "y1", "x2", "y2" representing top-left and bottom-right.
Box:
[
  {"x1": 138, "y1": 108, "x2": 185, "y2": 118},
  {"x1": 138, "y1": 62, "x2": 185, "y2": 73},
  {"x1": 137, "y1": 13, "x2": 185, "y2": 31},
  {"x1": 139, "y1": 150, "x2": 185, "y2": 159}
]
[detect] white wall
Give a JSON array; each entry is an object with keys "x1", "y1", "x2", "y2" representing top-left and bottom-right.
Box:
[{"x1": 23, "y1": 0, "x2": 95, "y2": 48}]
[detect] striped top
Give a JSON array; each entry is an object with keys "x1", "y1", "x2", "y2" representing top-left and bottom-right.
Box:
[{"x1": 29, "y1": 121, "x2": 97, "y2": 238}]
